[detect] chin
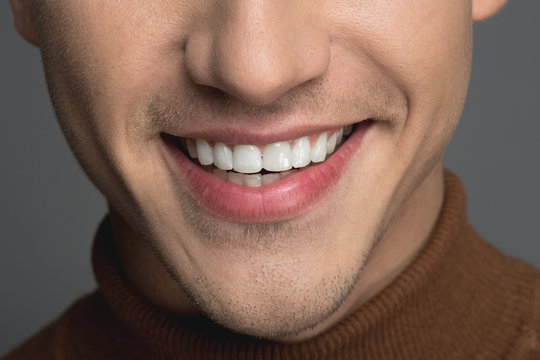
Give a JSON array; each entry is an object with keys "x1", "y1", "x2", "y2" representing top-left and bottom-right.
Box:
[
  {"x1": 143, "y1": 192, "x2": 376, "y2": 340},
  {"x1": 177, "y1": 249, "x2": 362, "y2": 340}
]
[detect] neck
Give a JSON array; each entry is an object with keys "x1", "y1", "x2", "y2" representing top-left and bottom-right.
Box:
[{"x1": 351, "y1": 163, "x2": 445, "y2": 307}]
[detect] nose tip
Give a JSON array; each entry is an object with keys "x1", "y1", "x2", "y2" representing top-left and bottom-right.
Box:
[{"x1": 184, "y1": 2, "x2": 330, "y2": 106}]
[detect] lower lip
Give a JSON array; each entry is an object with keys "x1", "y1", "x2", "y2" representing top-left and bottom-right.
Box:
[{"x1": 161, "y1": 121, "x2": 372, "y2": 223}]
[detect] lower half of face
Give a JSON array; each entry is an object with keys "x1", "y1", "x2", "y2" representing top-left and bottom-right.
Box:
[{"x1": 35, "y1": 0, "x2": 472, "y2": 340}]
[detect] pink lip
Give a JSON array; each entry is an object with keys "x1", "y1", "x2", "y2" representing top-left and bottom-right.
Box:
[{"x1": 161, "y1": 121, "x2": 372, "y2": 223}]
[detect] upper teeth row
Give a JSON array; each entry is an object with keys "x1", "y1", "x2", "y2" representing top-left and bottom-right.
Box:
[{"x1": 187, "y1": 125, "x2": 353, "y2": 174}]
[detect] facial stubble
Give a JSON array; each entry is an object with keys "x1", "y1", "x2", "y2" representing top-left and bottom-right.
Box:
[
  {"x1": 137, "y1": 78, "x2": 404, "y2": 339},
  {"x1": 141, "y1": 178, "x2": 380, "y2": 340}
]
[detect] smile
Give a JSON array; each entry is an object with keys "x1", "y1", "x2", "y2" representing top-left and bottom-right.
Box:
[
  {"x1": 161, "y1": 120, "x2": 373, "y2": 222},
  {"x1": 170, "y1": 124, "x2": 355, "y2": 187}
]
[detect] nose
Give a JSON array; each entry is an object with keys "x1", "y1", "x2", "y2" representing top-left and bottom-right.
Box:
[{"x1": 184, "y1": 1, "x2": 330, "y2": 106}]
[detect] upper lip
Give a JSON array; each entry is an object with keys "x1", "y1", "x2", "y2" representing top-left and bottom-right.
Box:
[{"x1": 161, "y1": 119, "x2": 365, "y2": 146}]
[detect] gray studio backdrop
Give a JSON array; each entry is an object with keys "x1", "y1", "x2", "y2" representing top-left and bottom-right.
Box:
[{"x1": 1, "y1": 1, "x2": 539, "y2": 356}]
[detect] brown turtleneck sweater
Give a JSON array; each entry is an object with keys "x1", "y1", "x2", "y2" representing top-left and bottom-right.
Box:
[{"x1": 4, "y1": 172, "x2": 540, "y2": 359}]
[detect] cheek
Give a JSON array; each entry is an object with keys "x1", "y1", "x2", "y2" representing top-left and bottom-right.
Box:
[
  {"x1": 330, "y1": 0, "x2": 472, "y2": 103},
  {"x1": 399, "y1": 3, "x2": 473, "y2": 154},
  {"x1": 384, "y1": 1, "x2": 472, "y2": 102},
  {"x1": 373, "y1": 1, "x2": 472, "y2": 152},
  {"x1": 37, "y1": 1, "x2": 192, "y2": 179},
  {"x1": 34, "y1": 3, "x2": 164, "y2": 216},
  {"x1": 38, "y1": 1, "x2": 189, "y2": 142},
  {"x1": 326, "y1": 1, "x2": 473, "y2": 217}
]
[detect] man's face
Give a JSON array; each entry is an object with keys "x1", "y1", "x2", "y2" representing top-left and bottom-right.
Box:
[{"x1": 22, "y1": 0, "x2": 478, "y2": 339}]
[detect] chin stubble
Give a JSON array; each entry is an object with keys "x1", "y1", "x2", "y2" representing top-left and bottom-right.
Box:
[{"x1": 145, "y1": 187, "x2": 377, "y2": 339}]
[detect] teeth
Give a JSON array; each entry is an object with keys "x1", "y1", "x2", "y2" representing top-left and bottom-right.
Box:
[
  {"x1": 214, "y1": 170, "x2": 298, "y2": 187},
  {"x1": 233, "y1": 145, "x2": 263, "y2": 174},
  {"x1": 243, "y1": 174, "x2": 262, "y2": 187},
  {"x1": 263, "y1": 141, "x2": 292, "y2": 172},
  {"x1": 262, "y1": 173, "x2": 281, "y2": 185},
  {"x1": 184, "y1": 124, "x2": 356, "y2": 184},
  {"x1": 310, "y1": 132, "x2": 327, "y2": 163},
  {"x1": 218, "y1": 170, "x2": 298, "y2": 186},
  {"x1": 291, "y1": 136, "x2": 311, "y2": 168},
  {"x1": 212, "y1": 168, "x2": 227, "y2": 180},
  {"x1": 196, "y1": 139, "x2": 213, "y2": 165},
  {"x1": 214, "y1": 142, "x2": 233, "y2": 170},
  {"x1": 326, "y1": 132, "x2": 337, "y2": 154},
  {"x1": 227, "y1": 171, "x2": 244, "y2": 185},
  {"x1": 336, "y1": 128, "x2": 344, "y2": 145},
  {"x1": 187, "y1": 140, "x2": 198, "y2": 159}
]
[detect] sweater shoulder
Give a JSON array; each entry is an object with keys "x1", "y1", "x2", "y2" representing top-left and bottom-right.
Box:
[
  {"x1": 503, "y1": 258, "x2": 540, "y2": 359},
  {"x1": 8, "y1": 290, "x2": 156, "y2": 360},
  {"x1": 466, "y1": 224, "x2": 540, "y2": 358},
  {"x1": 1, "y1": 292, "x2": 100, "y2": 360},
  {"x1": 1, "y1": 318, "x2": 60, "y2": 360},
  {"x1": 536, "y1": 276, "x2": 540, "y2": 337}
]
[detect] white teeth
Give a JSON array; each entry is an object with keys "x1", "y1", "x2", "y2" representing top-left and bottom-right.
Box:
[
  {"x1": 214, "y1": 142, "x2": 233, "y2": 170},
  {"x1": 263, "y1": 141, "x2": 292, "y2": 172},
  {"x1": 262, "y1": 170, "x2": 297, "y2": 185},
  {"x1": 336, "y1": 128, "x2": 344, "y2": 145},
  {"x1": 224, "y1": 172, "x2": 299, "y2": 187},
  {"x1": 227, "y1": 171, "x2": 244, "y2": 185},
  {"x1": 311, "y1": 132, "x2": 327, "y2": 163},
  {"x1": 196, "y1": 139, "x2": 214, "y2": 165},
  {"x1": 280, "y1": 169, "x2": 297, "y2": 178},
  {"x1": 262, "y1": 173, "x2": 281, "y2": 185},
  {"x1": 243, "y1": 174, "x2": 262, "y2": 187},
  {"x1": 212, "y1": 168, "x2": 227, "y2": 180},
  {"x1": 326, "y1": 132, "x2": 337, "y2": 154},
  {"x1": 187, "y1": 140, "x2": 198, "y2": 159},
  {"x1": 233, "y1": 145, "x2": 263, "y2": 174},
  {"x1": 291, "y1": 137, "x2": 311, "y2": 168},
  {"x1": 186, "y1": 124, "x2": 355, "y2": 182}
]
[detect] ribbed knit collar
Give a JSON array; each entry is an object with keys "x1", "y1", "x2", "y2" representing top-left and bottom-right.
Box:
[{"x1": 91, "y1": 171, "x2": 535, "y2": 359}]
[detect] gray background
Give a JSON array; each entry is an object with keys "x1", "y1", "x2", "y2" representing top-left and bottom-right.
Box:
[{"x1": 1, "y1": 1, "x2": 539, "y2": 356}]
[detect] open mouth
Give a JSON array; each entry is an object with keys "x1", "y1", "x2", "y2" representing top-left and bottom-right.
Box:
[
  {"x1": 162, "y1": 122, "x2": 363, "y2": 187},
  {"x1": 160, "y1": 120, "x2": 372, "y2": 221}
]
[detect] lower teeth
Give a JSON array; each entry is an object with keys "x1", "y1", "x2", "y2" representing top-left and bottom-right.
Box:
[{"x1": 208, "y1": 167, "x2": 298, "y2": 187}]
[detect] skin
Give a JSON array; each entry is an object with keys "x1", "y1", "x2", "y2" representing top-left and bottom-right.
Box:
[{"x1": 12, "y1": 0, "x2": 506, "y2": 342}]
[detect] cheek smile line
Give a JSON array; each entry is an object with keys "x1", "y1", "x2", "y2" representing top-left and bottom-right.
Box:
[{"x1": 160, "y1": 120, "x2": 373, "y2": 222}]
